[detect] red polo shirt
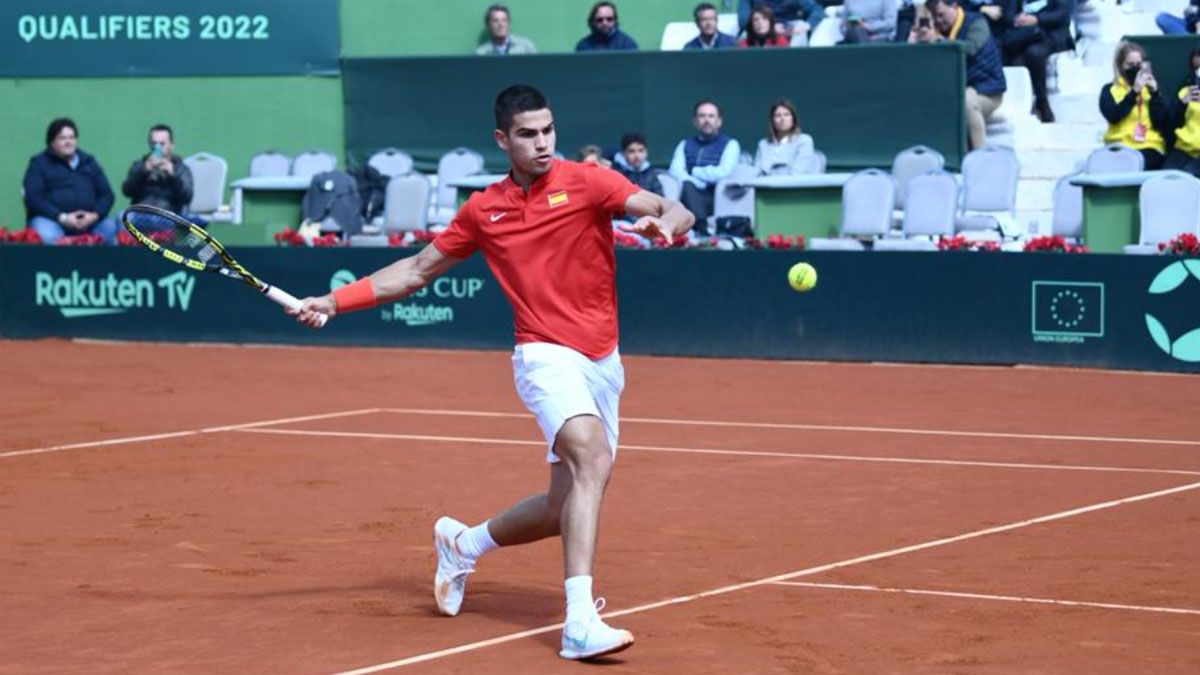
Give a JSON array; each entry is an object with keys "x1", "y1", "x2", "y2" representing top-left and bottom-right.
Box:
[{"x1": 432, "y1": 160, "x2": 640, "y2": 359}]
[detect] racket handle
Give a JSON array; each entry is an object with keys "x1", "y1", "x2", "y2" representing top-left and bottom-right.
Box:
[{"x1": 264, "y1": 284, "x2": 329, "y2": 328}]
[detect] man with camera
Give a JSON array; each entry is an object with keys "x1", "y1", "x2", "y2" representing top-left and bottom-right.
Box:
[
  {"x1": 121, "y1": 123, "x2": 194, "y2": 217},
  {"x1": 909, "y1": 0, "x2": 1006, "y2": 149}
]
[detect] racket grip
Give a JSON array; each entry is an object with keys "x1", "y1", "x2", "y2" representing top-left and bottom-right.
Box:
[{"x1": 264, "y1": 284, "x2": 329, "y2": 327}]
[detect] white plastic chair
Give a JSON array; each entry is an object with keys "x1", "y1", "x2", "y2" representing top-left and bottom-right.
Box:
[
  {"x1": 183, "y1": 151, "x2": 228, "y2": 217},
  {"x1": 368, "y1": 147, "x2": 414, "y2": 178},
  {"x1": 248, "y1": 151, "x2": 291, "y2": 177},
  {"x1": 956, "y1": 145, "x2": 1021, "y2": 236},
  {"x1": 903, "y1": 170, "x2": 959, "y2": 237},
  {"x1": 431, "y1": 148, "x2": 485, "y2": 225},
  {"x1": 1084, "y1": 145, "x2": 1144, "y2": 174},
  {"x1": 809, "y1": 169, "x2": 895, "y2": 250},
  {"x1": 795, "y1": 150, "x2": 826, "y2": 175},
  {"x1": 1124, "y1": 172, "x2": 1200, "y2": 254},
  {"x1": 383, "y1": 173, "x2": 432, "y2": 233},
  {"x1": 1051, "y1": 173, "x2": 1083, "y2": 241},
  {"x1": 657, "y1": 173, "x2": 682, "y2": 202},
  {"x1": 292, "y1": 150, "x2": 337, "y2": 179},
  {"x1": 891, "y1": 145, "x2": 945, "y2": 210}
]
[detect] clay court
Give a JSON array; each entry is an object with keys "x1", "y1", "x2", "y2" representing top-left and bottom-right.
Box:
[{"x1": 2, "y1": 338, "x2": 1198, "y2": 674}]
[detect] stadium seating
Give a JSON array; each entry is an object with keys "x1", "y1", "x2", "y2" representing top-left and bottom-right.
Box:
[
  {"x1": 183, "y1": 151, "x2": 230, "y2": 222},
  {"x1": 956, "y1": 145, "x2": 1021, "y2": 237},
  {"x1": 431, "y1": 148, "x2": 485, "y2": 225},
  {"x1": 808, "y1": 169, "x2": 894, "y2": 250},
  {"x1": 368, "y1": 148, "x2": 415, "y2": 178},
  {"x1": 248, "y1": 151, "x2": 291, "y2": 178},
  {"x1": 1050, "y1": 172, "x2": 1084, "y2": 241},
  {"x1": 1084, "y1": 144, "x2": 1144, "y2": 174},
  {"x1": 1124, "y1": 171, "x2": 1200, "y2": 254},
  {"x1": 292, "y1": 150, "x2": 338, "y2": 179}
]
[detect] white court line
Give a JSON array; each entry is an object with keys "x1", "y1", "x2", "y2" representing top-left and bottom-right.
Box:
[
  {"x1": 236, "y1": 428, "x2": 1200, "y2": 477},
  {"x1": 0, "y1": 408, "x2": 381, "y2": 459},
  {"x1": 328, "y1": 480, "x2": 1200, "y2": 674},
  {"x1": 380, "y1": 407, "x2": 1200, "y2": 448},
  {"x1": 773, "y1": 581, "x2": 1200, "y2": 616}
]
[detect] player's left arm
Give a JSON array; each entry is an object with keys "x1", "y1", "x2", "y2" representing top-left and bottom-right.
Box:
[{"x1": 617, "y1": 189, "x2": 695, "y2": 243}]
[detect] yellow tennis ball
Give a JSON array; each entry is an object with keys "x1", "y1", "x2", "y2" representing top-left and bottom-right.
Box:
[{"x1": 787, "y1": 262, "x2": 817, "y2": 292}]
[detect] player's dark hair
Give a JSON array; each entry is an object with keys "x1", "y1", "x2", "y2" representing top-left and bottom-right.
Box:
[
  {"x1": 149, "y1": 123, "x2": 174, "y2": 142},
  {"x1": 46, "y1": 117, "x2": 77, "y2": 146},
  {"x1": 494, "y1": 84, "x2": 550, "y2": 133},
  {"x1": 588, "y1": 1, "x2": 618, "y2": 26},
  {"x1": 620, "y1": 132, "x2": 646, "y2": 150},
  {"x1": 693, "y1": 2, "x2": 717, "y2": 21},
  {"x1": 484, "y1": 3, "x2": 508, "y2": 24},
  {"x1": 693, "y1": 99, "x2": 720, "y2": 116}
]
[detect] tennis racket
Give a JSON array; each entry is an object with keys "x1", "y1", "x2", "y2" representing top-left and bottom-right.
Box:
[{"x1": 119, "y1": 204, "x2": 327, "y2": 327}]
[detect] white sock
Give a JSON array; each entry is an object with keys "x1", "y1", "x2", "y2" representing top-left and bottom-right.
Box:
[
  {"x1": 455, "y1": 521, "x2": 499, "y2": 561},
  {"x1": 564, "y1": 575, "x2": 595, "y2": 623}
]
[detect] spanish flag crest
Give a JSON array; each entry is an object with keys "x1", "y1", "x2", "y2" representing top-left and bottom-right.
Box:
[{"x1": 547, "y1": 190, "x2": 569, "y2": 208}]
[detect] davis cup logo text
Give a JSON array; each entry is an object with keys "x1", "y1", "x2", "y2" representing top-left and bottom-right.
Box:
[
  {"x1": 329, "y1": 269, "x2": 483, "y2": 327},
  {"x1": 35, "y1": 270, "x2": 195, "y2": 317}
]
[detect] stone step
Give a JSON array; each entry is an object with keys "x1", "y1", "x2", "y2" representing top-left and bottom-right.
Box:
[
  {"x1": 1015, "y1": 121, "x2": 1103, "y2": 151},
  {"x1": 1018, "y1": 148, "x2": 1090, "y2": 178}
]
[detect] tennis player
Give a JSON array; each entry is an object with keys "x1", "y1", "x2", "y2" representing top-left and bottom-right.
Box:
[{"x1": 293, "y1": 84, "x2": 694, "y2": 660}]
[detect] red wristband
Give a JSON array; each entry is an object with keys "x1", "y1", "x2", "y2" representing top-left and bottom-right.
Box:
[{"x1": 332, "y1": 278, "x2": 377, "y2": 313}]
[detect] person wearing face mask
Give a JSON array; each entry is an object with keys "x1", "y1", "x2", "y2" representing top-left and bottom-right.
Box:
[
  {"x1": 1100, "y1": 41, "x2": 1170, "y2": 171},
  {"x1": 755, "y1": 99, "x2": 816, "y2": 175},
  {"x1": 1164, "y1": 48, "x2": 1200, "y2": 177},
  {"x1": 575, "y1": 2, "x2": 638, "y2": 51}
]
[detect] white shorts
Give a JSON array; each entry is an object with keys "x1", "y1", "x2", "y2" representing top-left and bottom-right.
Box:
[{"x1": 512, "y1": 342, "x2": 624, "y2": 463}]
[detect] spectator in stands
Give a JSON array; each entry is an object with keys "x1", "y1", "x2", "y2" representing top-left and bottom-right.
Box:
[
  {"x1": 1100, "y1": 41, "x2": 1170, "y2": 171},
  {"x1": 615, "y1": 132, "x2": 665, "y2": 195},
  {"x1": 23, "y1": 117, "x2": 116, "y2": 245},
  {"x1": 740, "y1": 4, "x2": 791, "y2": 47},
  {"x1": 577, "y1": 144, "x2": 612, "y2": 168},
  {"x1": 476, "y1": 4, "x2": 537, "y2": 55},
  {"x1": 737, "y1": 0, "x2": 824, "y2": 46},
  {"x1": 1164, "y1": 48, "x2": 1200, "y2": 175},
  {"x1": 669, "y1": 100, "x2": 741, "y2": 234},
  {"x1": 1156, "y1": 0, "x2": 1200, "y2": 35},
  {"x1": 121, "y1": 124, "x2": 194, "y2": 217},
  {"x1": 754, "y1": 98, "x2": 816, "y2": 174},
  {"x1": 840, "y1": 0, "x2": 899, "y2": 44},
  {"x1": 685, "y1": 2, "x2": 738, "y2": 49},
  {"x1": 909, "y1": 0, "x2": 1006, "y2": 150},
  {"x1": 998, "y1": 0, "x2": 1074, "y2": 123},
  {"x1": 576, "y1": 2, "x2": 638, "y2": 51}
]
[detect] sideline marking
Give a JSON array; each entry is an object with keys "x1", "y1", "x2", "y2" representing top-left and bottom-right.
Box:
[
  {"x1": 380, "y1": 407, "x2": 1200, "y2": 448},
  {"x1": 328, "y1": 480, "x2": 1200, "y2": 674},
  {"x1": 0, "y1": 408, "x2": 381, "y2": 459},
  {"x1": 236, "y1": 428, "x2": 1200, "y2": 477},
  {"x1": 773, "y1": 581, "x2": 1200, "y2": 616}
]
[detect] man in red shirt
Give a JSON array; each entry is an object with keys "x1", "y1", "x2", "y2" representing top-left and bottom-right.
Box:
[{"x1": 293, "y1": 85, "x2": 693, "y2": 660}]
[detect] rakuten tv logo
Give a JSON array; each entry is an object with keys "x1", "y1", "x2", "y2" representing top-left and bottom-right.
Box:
[{"x1": 34, "y1": 269, "x2": 195, "y2": 317}]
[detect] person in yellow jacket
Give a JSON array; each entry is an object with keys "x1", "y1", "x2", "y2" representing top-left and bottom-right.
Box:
[
  {"x1": 1100, "y1": 41, "x2": 1170, "y2": 170},
  {"x1": 1165, "y1": 47, "x2": 1200, "y2": 178}
]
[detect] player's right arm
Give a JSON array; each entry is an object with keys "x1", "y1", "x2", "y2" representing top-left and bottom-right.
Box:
[{"x1": 293, "y1": 244, "x2": 462, "y2": 327}]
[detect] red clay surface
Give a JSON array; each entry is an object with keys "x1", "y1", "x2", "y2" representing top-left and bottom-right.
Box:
[{"x1": 1, "y1": 339, "x2": 1198, "y2": 674}]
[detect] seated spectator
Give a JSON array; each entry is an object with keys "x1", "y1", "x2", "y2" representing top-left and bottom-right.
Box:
[
  {"x1": 738, "y1": 0, "x2": 824, "y2": 46},
  {"x1": 999, "y1": 0, "x2": 1074, "y2": 123},
  {"x1": 615, "y1": 132, "x2": 665, "y2": 195},
  {"x1": 1164, "y1": 47, "x2": 1200, "y2": 176},
  {"x1": 23, "y1": 117, "x2": 116, "y2": 245},
  {"x1": 1156, "y1": 0, "x2": 1200, "y2": 35},
  {"x1": 1100, "y1": 41, "x2": 1170, "y2": 171},
  {"x1": 740, "y1": 4, "x2": 791, "y2": 47},
  {"x1": 910, "y1": 0, "x2": 1006, "y2": 150},
  {"x1": 841, "y1": 0, "x2": 899, "y2": 44},
  {"x1": 576, "y1": 2, "x2": 638, "y2": 51},
  {"x1": 755, "y1": 98, "x2": 816, "y2": 175},
  {"x1": 963, "y1": 0, "x2": 1008, "y2": 37},
  {"x1": 669, "y1": 100, "x2": 741, "y2": 234},
  {"x1": 121, "y1": 124, "x2": 194, "y2": 217},
  {"x1": 577, "y1": 144, "x2": 612, "y2": 168},
  {"x1": 685, "y1": 2, "x2": 738, "y2": 49},
  {"x1": 476, "y1": 4, "x2": 537, "y2": 55}
]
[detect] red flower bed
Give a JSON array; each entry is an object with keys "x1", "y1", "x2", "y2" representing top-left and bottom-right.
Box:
[
  {"x1": 0, "y1": 227, "x2": 41, "y2": 244},
  {"x1": 1022, "y1": 235, "x2": 1088, "y2": 253},
  {"x1": 56, "y1": 233, "x2": 104, "y2": 246},
  {"x1": 1160, "y1": 232, "x2": 1200, "y2": 256},
  {"x1": 939, "y1": 235, "x2": 1000, "y2": 252}
]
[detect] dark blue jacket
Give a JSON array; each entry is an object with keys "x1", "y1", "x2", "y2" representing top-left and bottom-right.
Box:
[
  {"x1": 961, "y1": 12, "x2": 1006, "y2": 97},
  {"x1": 575, "y1": 27, "x2": 638, "y2": 51},
  {"x1": 684, "y1": 134, "x2": 734, "y2": 173},
  {"x1": 23, "y1": 149, "x2": 114, "y2": 222},
  {"x1": 684, "y1": 32, "x2": 738, "y2": 49}
]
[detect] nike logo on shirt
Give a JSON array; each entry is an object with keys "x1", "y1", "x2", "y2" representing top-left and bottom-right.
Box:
[{"x1": 490, "y1": 213, "x2": 505, "y2": 222}]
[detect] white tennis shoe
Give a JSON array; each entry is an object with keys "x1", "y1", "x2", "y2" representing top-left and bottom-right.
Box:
[
  {"x1": 433, "y1": 516, "x2": 474, "y2": 616},
  {"x1": 559, "y1": 599, "x2": 634, "y2": 660}
]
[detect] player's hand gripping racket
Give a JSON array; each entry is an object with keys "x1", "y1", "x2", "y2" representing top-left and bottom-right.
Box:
[{"x1": 119, "y1": 204, "x2": 328, "y2": 327}]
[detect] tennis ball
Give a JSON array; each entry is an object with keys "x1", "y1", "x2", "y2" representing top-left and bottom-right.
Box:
[{"x1": 787, "y1": 262, "x2": 817, "y2": 292}]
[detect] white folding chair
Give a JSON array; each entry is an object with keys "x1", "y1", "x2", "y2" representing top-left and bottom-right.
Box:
[
  {"x1": 368, "y1": 147, "x2": 414, "y2": 178},
  {"x1": 431, "y1": 148, "x2": 485, "y2": 225},
  {"x1": 1051, "y1": 173, "x2": 1083, "y2": 241},
  {"x1": 292, "y1": 150, "x2": 337, "y2": 179},
  {"x1": 1084, "y1": 145, "x2": 1144, "y2": 174},
  {"x1": 248, "y1": 151, "x2": 291, "y2": 177},
  {"x1": 383, "y1": 173, "x2": 433, "y2": 233},
  {"x1": 183, "y1": 151, "x2": 228, "y2": 219},
  {"x1": 956, "y1": 145, "x2": 1021, "y2": 236},
  {"x1": 809, "y1": 169, "x2": 895, "y2": 250},
  {"x1": 891, "y1": 145, "x2": 945, "y2": 210},
  {"x1": 657, "y1": 173, "x2": 682, "y2": 202}
]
